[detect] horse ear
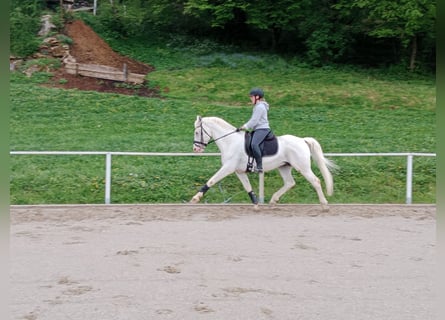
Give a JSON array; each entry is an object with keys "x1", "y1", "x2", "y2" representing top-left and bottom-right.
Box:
[{"x1": 195, "y1": 115, "x2": 201, "y2": 126}]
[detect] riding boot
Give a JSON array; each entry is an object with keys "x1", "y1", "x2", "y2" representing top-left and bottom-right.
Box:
[
  {"x1": 255, "y1": 157, "x2": 263, "y2": 172},
  {"x1": 252, "y1": 146, "x2": 263, "y2": 172}
]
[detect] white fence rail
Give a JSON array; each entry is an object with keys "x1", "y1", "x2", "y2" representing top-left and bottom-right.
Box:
[{"x1": 10, "y1": 151, "x2": 436, "y2": 205}]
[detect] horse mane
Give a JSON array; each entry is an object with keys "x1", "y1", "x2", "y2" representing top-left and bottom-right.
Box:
[{"x1": 204, "y1": 116, "x2": 236, "y2": 130}]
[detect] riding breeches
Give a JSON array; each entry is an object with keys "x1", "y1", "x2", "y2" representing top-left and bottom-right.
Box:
[{"x1": 250, "y1": 129, "x2": 270, "y2": 169}]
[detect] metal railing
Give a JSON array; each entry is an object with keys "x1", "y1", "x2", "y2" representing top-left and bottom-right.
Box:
[{"x1": 10, "y1": 151, "x2": 436, "y2": 205}]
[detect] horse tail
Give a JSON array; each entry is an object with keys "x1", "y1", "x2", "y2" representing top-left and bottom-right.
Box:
[{"x1": 303, "y1": 137, "x2": 338, "y2": 196}]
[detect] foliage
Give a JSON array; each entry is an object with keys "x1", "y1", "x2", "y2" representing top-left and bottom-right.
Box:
[
  {"x1": 71, "y1": 0, "x2": 436, "y2": 69},
  {"x1": 334, "y1": 0, "x2": 436, "y2": 43},
  {"x1": 184, "y1": 0, "x2": 247, "y2": 28},
  {"x1": 93, "y1": 1, "x2": 149, "y2": 37},
  {"x1": 56, "y1": 34, "x2": 73, "y2": 45},
  {"x1": 23, "y1": 57, "x2": 62, "y2": 69},
  {"x1": 333, "y1": 0, "x2": 436, "y2": 70},
  {"x1": 10, "y1": 0, "x2": 45, "y2": 14},
  {"x1": 10, "y1": 0, "x2": 44, "y2": 57}
]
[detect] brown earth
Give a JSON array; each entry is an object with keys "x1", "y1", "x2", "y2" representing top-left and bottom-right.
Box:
[{"x1": 47, "y1": 19, "x2": 160, "y2": 97}]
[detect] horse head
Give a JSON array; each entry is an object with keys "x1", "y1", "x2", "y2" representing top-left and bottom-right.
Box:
[{"x1": 193, "y1": 115, "x2": 212, "y2": 153}]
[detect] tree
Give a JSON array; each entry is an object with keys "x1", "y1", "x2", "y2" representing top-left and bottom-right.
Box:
[
  {"x1": 294, "y1": 0, "x2": 354, "y2": 65},
  {"x1": 334, "y1": 0, "x2": 436, "y2": 70},
  {"x1": 183, "y1": 0, "x2": 305, "y2": 50},
  {"x1": 245, "y1": 0, "x2": 306, "y2": 50},
  {"x1": 182, "y1": 0, "x2": 357, "y2": 64}
]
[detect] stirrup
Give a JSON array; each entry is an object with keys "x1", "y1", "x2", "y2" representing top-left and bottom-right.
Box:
[{"x1": 246, "y1": 158, "x2": 254, "y2": 173}]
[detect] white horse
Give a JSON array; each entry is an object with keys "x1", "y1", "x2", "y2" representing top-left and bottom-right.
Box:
[{"x1": 191, "y1": 116, "x2": 337, "y2": 211}]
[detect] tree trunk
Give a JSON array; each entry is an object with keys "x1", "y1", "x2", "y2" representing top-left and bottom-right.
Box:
[
  {"x1": 270, "y1": 27, "x2": 281, "y2": 52},
  {"x1": 409, "y1": 35, "x2": 417, "y2": 71},
  {"x1": 59, "y1": 0, "x2": 64, "y2": 22}
]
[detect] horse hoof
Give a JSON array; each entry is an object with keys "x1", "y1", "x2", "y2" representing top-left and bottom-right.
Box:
[
  {"x1": 321, "y1": 205, "x2": 330, "y2": 212},
  {"x1": 253, "y1": 204, "x2": 260, "y2": 211},
  {"x1": 190, "y1": 197, "x2": 199, "y2": 204}
]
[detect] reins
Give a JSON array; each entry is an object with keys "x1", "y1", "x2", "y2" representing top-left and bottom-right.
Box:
[{"x1": 210, "y1": 130, "x2": 238, "y2": 144}]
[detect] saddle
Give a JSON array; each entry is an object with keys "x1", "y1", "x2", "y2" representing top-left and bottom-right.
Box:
[{"x1": 244, "y1": 131, "x2": 278, "y2": 171}]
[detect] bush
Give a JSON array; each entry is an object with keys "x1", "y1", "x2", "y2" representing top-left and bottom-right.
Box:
[{"x1": 10, "y1": 6, "x2": 41, "y2": 57}]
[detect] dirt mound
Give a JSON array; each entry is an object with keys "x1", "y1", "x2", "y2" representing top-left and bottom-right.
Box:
[
  {"x1": 48, "y1": 19, "x2": 159, "y2": 97},
  {"x1": 65, "y1": 20, "x2": 153, "y2": 74}
]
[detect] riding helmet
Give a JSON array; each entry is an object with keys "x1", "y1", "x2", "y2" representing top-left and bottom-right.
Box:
[{"x1": 249, "y1": 87, "x2": 264, "y2": 98}]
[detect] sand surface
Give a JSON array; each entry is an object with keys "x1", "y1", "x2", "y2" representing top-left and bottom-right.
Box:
[{"x1": 10, "y1": 204, "x2": 436, "y2": 320}]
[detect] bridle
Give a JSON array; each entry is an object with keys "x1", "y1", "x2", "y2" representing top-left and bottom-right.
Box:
[
  {"x1": 193, "y1": 122, "x2": 213, "y2": 149},
  {"x1": 194, "y1": 121, "x2": 238, "y2": 149}
]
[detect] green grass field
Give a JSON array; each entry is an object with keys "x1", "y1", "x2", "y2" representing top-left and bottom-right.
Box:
[{"x1": 10, "y1": 34, "x2": 436, "y2": 205}]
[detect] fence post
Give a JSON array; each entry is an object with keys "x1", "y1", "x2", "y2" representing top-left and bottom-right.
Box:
[
  {"x1": 259, "y1": 172, "x2": 265, "y2": 204},
  {"x1": 123, "y1": 63, "x2": 128, "y2": 82},
  {"x1": 406, "y1": 154, "x2": 413, "y2": 204},
  {"x1": 105, "y1": 153, "x2": 112, "y2": 204}
]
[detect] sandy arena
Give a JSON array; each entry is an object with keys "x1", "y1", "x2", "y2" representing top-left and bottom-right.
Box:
[{"x1": 10, "y1": 204, "x2": 436, "y2": 320}]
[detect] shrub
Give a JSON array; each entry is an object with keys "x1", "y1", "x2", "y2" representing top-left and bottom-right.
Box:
[{"x1": 10, "y1": 6, "x2": 41, "y2": 57}]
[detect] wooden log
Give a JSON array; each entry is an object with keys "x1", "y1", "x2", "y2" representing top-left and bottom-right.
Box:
[{"x1": 63, "y1": 62, "x2": 146, "y2": 84}]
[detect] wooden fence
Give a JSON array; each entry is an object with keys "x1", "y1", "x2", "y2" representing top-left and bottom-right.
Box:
[{"x1": 65, "y1": 62, "x2": 146, "y2": 84}]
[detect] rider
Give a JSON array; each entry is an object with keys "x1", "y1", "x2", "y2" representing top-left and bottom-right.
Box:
[{"x1": 238, "y1": 87, "x2": 271, "y2": 173}]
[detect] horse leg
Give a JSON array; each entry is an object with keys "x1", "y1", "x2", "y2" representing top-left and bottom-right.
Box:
[
  {"x1": 270, "y1": 165, "x2": 296, "y2": 205},
  {"x1": 190, "y1": 166, "x2": 234, "y2": 203},
  {"x1": 299, "y1": 168, "x2": 329, "y2": 212},
  {"x1": 235, "y1": 172, "x2": 259, "y2": 208}
]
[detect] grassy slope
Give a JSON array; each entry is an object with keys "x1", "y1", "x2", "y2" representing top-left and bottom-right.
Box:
[{"x1": 10, "y1": 34, "x2": 436, "y2": 205}]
